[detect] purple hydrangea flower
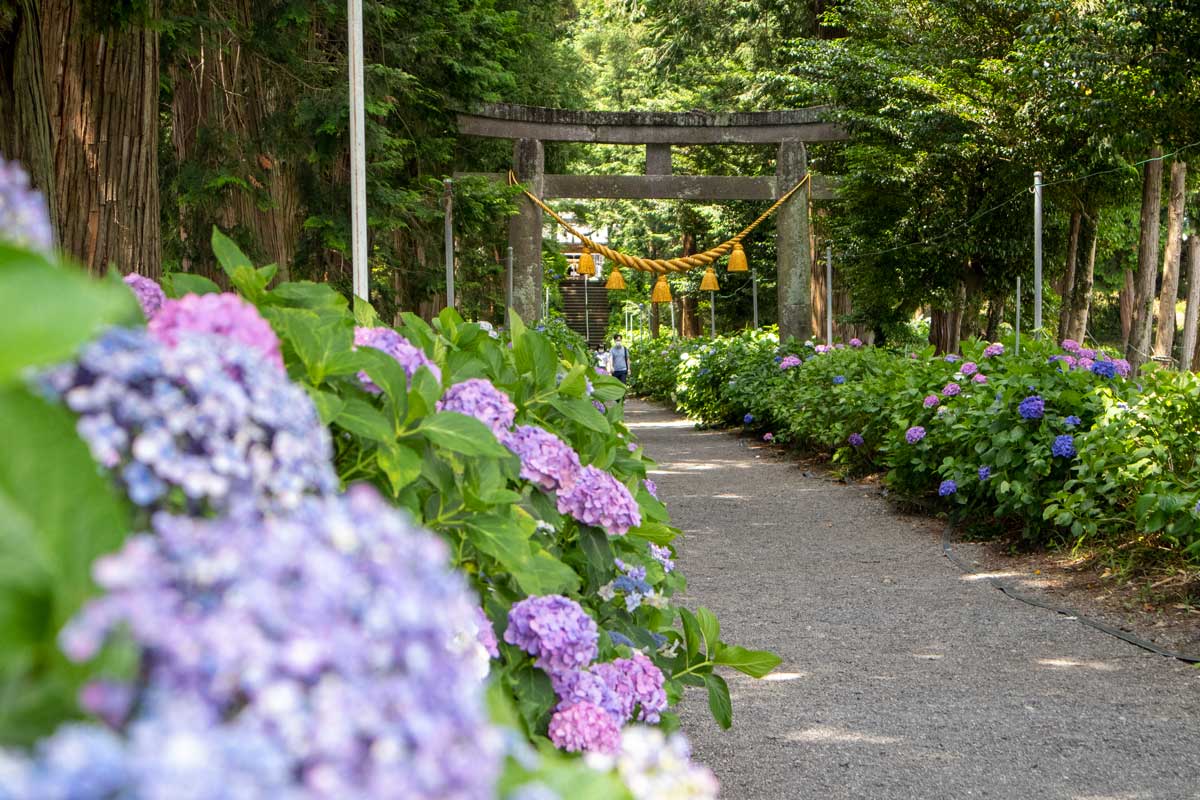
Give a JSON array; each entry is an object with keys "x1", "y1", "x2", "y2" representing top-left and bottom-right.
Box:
[
  {"x1": 1113, "y1": 358, "x2": 1132, "y2": 377},
  {"x1": 1078, "y1": 357, "x2": 1095, "y2": 370},
  {"x1": 1064, "y1": 415, "x2": 1081, "y2": 427},
  {"x1": 1061, "y1": 339, "x2": 1080, "y2": 353},
  {"x1": 1079, "y1": 348, "x2": 1096, "y2": 359},
  {"x1": 436, "y1": 378, "x2": 515, "y2": 436},
  {"x1": 905, "y1": 426, "x2": 926, "y2": 444},
  {"x1": 1018, "y1": 395, "x2": 1045, "y2": 420},
  {"x1": 0, "y1": 158, "x2": 53, "y2": 252},
  {"x1": 649, "y1": 543, "x2": 674, "y2": 573},
  {"x1": 1051, "y1": 434, "x2": 1076, "y2": 458},
  {"x1": 743, "y1": 413, "x2": 754, "y2": 424},
  {"x1": 848, "y1": 432, "x2": 865, "y2": 447},
  {"x1": 557, "y1": 465, "x2": 642, "y2": 536},
  {"x1": 502, "y1": 425, "x2": 582, "y2": 492},
  {"x1": 476, "y1": 607, "x2": 499, "y2": 658},
  {"x1": 983, "y1": 343, "x2": 1004, "y2": 357},
  {"x1": 39, "y1": 327, "x2": 336, "y2": 513},
  {"x1": 833, "y1": 375, "x2": 846, "y2": 385},
  {"x1": 590, "y1": 652, "x2": 668, "y2": 724},
  {"x1": 627, "y1": 442, "x2": 638, "y2": 452},
  {"x1": 779, "y1": 355, "x2": 802, "y2": 370},
  {"x1": 123, "y1": 274, "x2": 166, "y2": 319},
  {"x1": 849, "y1": 338, "x2": 863, "y2": 347},
  {"x1": 547, "y1": 702, "x2": 620, "y2": 754},
  {"x1": 814, "y1": 345, "x2": 832, "y2": 354},
  {"x1": 942, "y1": 382, "x2": 961, "y2": 397},
  {"x1": 973, "y1": 373, "x2": 988, "y2": 384},
  {"x1": 977, "y1": 466, "x2": 991, "y2": 481},
  {"x1": 353, "y1": 326, "x2": 441, "y2": 394},
  {"x1": 150, "y1": 292, "x2": 283, "y2": 371},
  {"x1": 504, "y1": 595, "x2": 599, "y2": 677},
  {"x1": 57, "y1": 487, "x2": 501, "y2": 798},
  {"x1": 960, "y1": 362, "x2": 978, "y2": 377},
  {"x1": 938, "y1": 479, "x2": 957, "y2": 496},
  {"x1": 763, "y1": 432, "x2": 774, "y2": 443},
  {"x1": 1090, "y1": 359, "x2": 1116, "y2": 379},
  {"x1": 923, "y1": 395, "x2": 940, "y2": 408},
  {"x1": 944, "y1": 354, "x2": 962, "y2": 363},
  {"x1": 642, "y1": 478, "x2": 658, "y2": 499}
]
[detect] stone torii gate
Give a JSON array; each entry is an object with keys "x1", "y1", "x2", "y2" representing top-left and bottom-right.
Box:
[{"x1": 455, "y1": 103, "x2": 847, "y2": 340}]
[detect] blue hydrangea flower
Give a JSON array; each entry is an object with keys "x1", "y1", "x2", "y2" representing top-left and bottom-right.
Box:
[
  {"x1": 848, "y1": 432, "x2": 865, "y2": 447},
  {"x1": 978, "y1": 466, "x2": 991, "y2": 481},
  {"x1": 1090, "y1": 359, "x2": 1117, "y2": 379},
  {"x1": 743, "y1": 413, "x2": 754, "y2": 425},
  {"x1": 1018, "y1": 395, "x2": 1045, "y2": 420},
  {"x1": 938, "y1": 479, "x2": 958, "y2": 497},
  {"x1": 833, "y1": 375, "x2": 846, "y2": 385},
  {"x1": 1051, "y1": 434, "x2": 1076, "y2": 458},
  {"x1": 1064, "y1": 415, "x2": 1081, "y2": 427}
]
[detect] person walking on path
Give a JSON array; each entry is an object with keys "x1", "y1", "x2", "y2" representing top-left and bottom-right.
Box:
[{"x1": 609, "y1": 335, "x2": 630, "y2": 384}]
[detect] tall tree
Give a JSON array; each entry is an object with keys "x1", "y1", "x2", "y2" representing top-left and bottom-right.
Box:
[
  {"x1": 1128, "y1": 147, "x2": 1163, "y2": 367},
  {"x1": 1152, "y1": 160, "x2": 1187, "y2": 360}
]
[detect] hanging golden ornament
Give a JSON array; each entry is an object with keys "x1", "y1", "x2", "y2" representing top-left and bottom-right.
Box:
[
  {"x1": 577, "y1": 248, "x2": 596, "y2": 276},
  {"x1": 604, "y1": 266, "x2": 627, "y2": 290},
  {"x1": 699, "y1": 266, "x2": 719, "y2": 291},
  {"x1": 727, "y1": 242, "x2": 748, "y2": 272},
  {"x1": 651, "y1": 274, "x2": 672, "y2": 303}
]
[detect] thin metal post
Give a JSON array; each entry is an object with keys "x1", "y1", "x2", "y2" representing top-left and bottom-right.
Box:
[
  {"x1": 443, "y1": 179, "x2": 454, "y2": 309},
  {"x1": 1033, "y1": 170, "x2": 1043, "y2": 336},
  {"x1": 670, "y1": 297, "x2": 676, "y2": 336},
  {"x1": 505, "y1": 245, "x2": 513, "y2": 328},
  {"x1": 584, "y1": 275, "x2": 590, "y2": 344},
  {"x1": 825, "y1": 243, "x2": 834, "y2": 345},
  {"x1": 347, "y1": 0, "x2": 369, "y2": 301},
  {"x1": 1015, "y1": 276, "x2": 1022, "y2": 355},
  {"x1": 710, "y1": 292, "x2": 716, "y2": 337},
  {"x1": 751, "y1": 267, "x2": 759, "y2": 328}
]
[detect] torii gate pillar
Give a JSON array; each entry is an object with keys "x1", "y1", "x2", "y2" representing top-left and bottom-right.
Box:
[
  {"x1": 776, "y1": 139, "x2": 812, "y2": 341},
  {"x1": 509, "y1": 138, "x2": 545, "y2": 322}
]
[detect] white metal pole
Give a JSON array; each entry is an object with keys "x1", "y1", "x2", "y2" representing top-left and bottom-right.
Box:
[
  {"x1": 584, "y1": 275, "x2": 590, "y2": 344},
  {"x1": 505, "y1": 245, "x2": 513, "y2": 328},
  {"x1": 825, "y1": 243, "x2": 834, "y2": 345},
  {"x1": 1033, "y1": 170, "x2": 1043, "y2": 336},
  {"x1": 443, "y1": 178, "x2": 454, "y2": 309},
  {"x1": 348, "y1": 0, "x2": 369, "y2": 301},
  {"x1": 710, "y1": 292, "x2": 716, "y2": 337},
  {"x1": 751, "y1": 267, "x2": 759, "y2": 328},
  {"x1": 670, "y1": 296, "x2": 676, "y2": 336}
]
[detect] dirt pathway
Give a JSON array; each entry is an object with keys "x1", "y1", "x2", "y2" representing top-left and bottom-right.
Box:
[{"x1": 626, "y1": 399, "x2": 1200, "y2": 799}]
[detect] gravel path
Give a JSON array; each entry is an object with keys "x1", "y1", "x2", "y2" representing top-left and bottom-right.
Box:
[{"x1": 626, "y1": 399, "x2": 1200, "y2": 800}]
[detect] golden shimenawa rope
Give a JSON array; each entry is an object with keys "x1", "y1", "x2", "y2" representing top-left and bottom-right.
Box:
[{"x1": 506, "y1": 170, "x2": 811, "y2": 275}]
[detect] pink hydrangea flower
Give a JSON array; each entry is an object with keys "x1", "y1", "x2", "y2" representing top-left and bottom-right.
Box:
[
  {"x1": 149, "y1": 292, "x2": 283, "y2": 370},
  {"x1": 548, "y1": 702, "x2": 621, "y2": 754},
  {"x1": 923, "y1": 395, "x2": 940, "y2": 408},
  {"x1": 849, "y1": 338, "x2": 863, "y2": 347}
]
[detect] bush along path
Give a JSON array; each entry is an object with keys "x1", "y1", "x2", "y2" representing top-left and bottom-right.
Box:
[
  {"x1": 0, "y1": 172, "x2": 779, "y2": 800},
  {"x1": 627, "y1": 399, "x2": 1200, "y2": 799}
]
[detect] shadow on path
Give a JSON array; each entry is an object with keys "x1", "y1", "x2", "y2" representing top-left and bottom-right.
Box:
[{"x1": 627, "y1": 400, "x2": 1200, "y2": 800}]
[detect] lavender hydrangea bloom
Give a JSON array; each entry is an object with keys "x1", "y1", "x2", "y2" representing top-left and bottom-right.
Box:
[
  {"x1": 923, "y1": 395, "x2": 939, "y2": 408},
  {"x1": 848, "y1": 432, "x2": 865, "y2": 447},
  {"x1": 557, "y1": 465, "x2": 642, "y2": 536},
  {"x1": 938, "y1": 479, "x2": 957, "y2": 497},
  {"x1": 353, "y1": 326, "x2": 441, "y2": 394},
  {"x1": 905, "y1": 426, "x2": 926, "y2": 444},
  {"x1": 649, "y1": 543, "x2": 675, "y2": 573},
  {"x1": 436, "y1": 379, "x2": 516, "y2": 436},
  {"x1": 57, "y1": 487, "x2": 501, "y2": 799},
  {"x1": 502, "y1": 425, "x2": 582, "y2": 492},
  {"x1": 977, "y1": 466, "x2": 991, "y2": 481},
  {"x1": 849, "y1": 338, "x2": 863, "y2": 347},
  {"x1": 1052, "y1": 434, "x2": 1076, "y2": 458},
  {"x1": 1113, "y1": 358, "x2": 1132, "y2": 377},
  {"x1": 944, "y1": 354, "x2": 961, "y2": 363},
  {"x1": 123, "y1": 274, "x2": 166, "y2": 319},
  {"x1": 504, "y1": 595, "x2": 599, "y2": 677},
  {"x1": 642, "y1": 478, "x2": 658, "y2": 499},
  {"x1": 0, "y1": 158, "x2": 53, "y2": 252},
  {"x1": 973, "y1": 373, "x2": 988, "y2": 384},
  {"x1": 150, "y1": 292, "x2": 284, "y2": 371},
  {"x1": 942, "y1": 382, "x2": 961, "y2": 397},
  {"x1": 960, "y1": 362, "x2": 978, "y2": 377},
  {"x1": 779, "y1": 355, "x2": 802, "y2": 369},
  {"x1": 547, "y1": 702, "x2": 621, "y2": 754},
  {"x1": 762, "y1": 432, "x2": 774, "y2": 442},
  {"x1": 983, "y1": 343, "x2": 1005, "y2": 357},
  {"x1": 1061, "y1": 339, "x2": 1080, "y2": 353},
  {"x1": 591, "y1": 652, "x2": 668, "y2": 723},
  {"x1": 39, "y1": 327, "x2": 336, "y2": 513},
  {"x1": 1018, "y1": 395, "x2": 1045, "y2": 420},
  {"x1": 1090, "y1": 359, "x2": 1117, "y2": 379}
]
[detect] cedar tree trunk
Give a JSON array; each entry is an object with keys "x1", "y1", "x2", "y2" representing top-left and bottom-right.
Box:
[
  {"x1": 1128, "y1": 146, "x2": 1163, "y2": 367},
  {"x1": 1153, "y1": 160, "x2": 1187, "y2": 360}
]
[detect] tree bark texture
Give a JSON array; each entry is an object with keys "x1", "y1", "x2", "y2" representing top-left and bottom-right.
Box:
[
  {"x1": 1057, "y1": 210, "x2": 1081, "y2": 343},
  {"x1": 776, "y1": 139, "x2": 812, "y2": 341},
  {"x1": 1153, "y1": 160, "x2": 1187, "y2": 360},
  {"x1": 0, "y1": 0, "x2": 55, "y2": 219},
  {"x1": 39, "y1": 0, "x2": 161, "y2": 277},
  {"x1": 1128, "y1": 146, "x2": 1163, "y2": 367},
  {"x1": 928, "y1": 282, "x2": 966, "y2": 354},
  {"x1": 1066, "y1": 209, "x2": 1098, "y2": 343},
  {"x1": 984, "y1": 294, "x2": 1005, "y2": 342},
  {"x1": 1180, "y1": 238, "x2": 1200, "y2": 373},
  {"x1": 1120, "y1": 268, "x2": 1135, "y2": 352}
]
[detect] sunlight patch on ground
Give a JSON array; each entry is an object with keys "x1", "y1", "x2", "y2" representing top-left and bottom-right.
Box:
[
  {"x1": 1036, "y1": 658, "x2": 1117, "y2": 672},
  {"x1": 626, "y1": 419, "x2": 698, "y2": 429},
  {"x1": 911, "y1": 653, "x2": 944, "y2": 660},
  {"x1": 959, "y1": 571, "x2": 1024, "y2": 582},
  {"x1": 760, "y1": 671, "x2": 808, "y2": 682},
  {"x1": 785, "y1": 726, "x2": 900, "y2": 745},
  {"x1": 712, "y1": 493, "x2": 747, "y2": 500}
]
